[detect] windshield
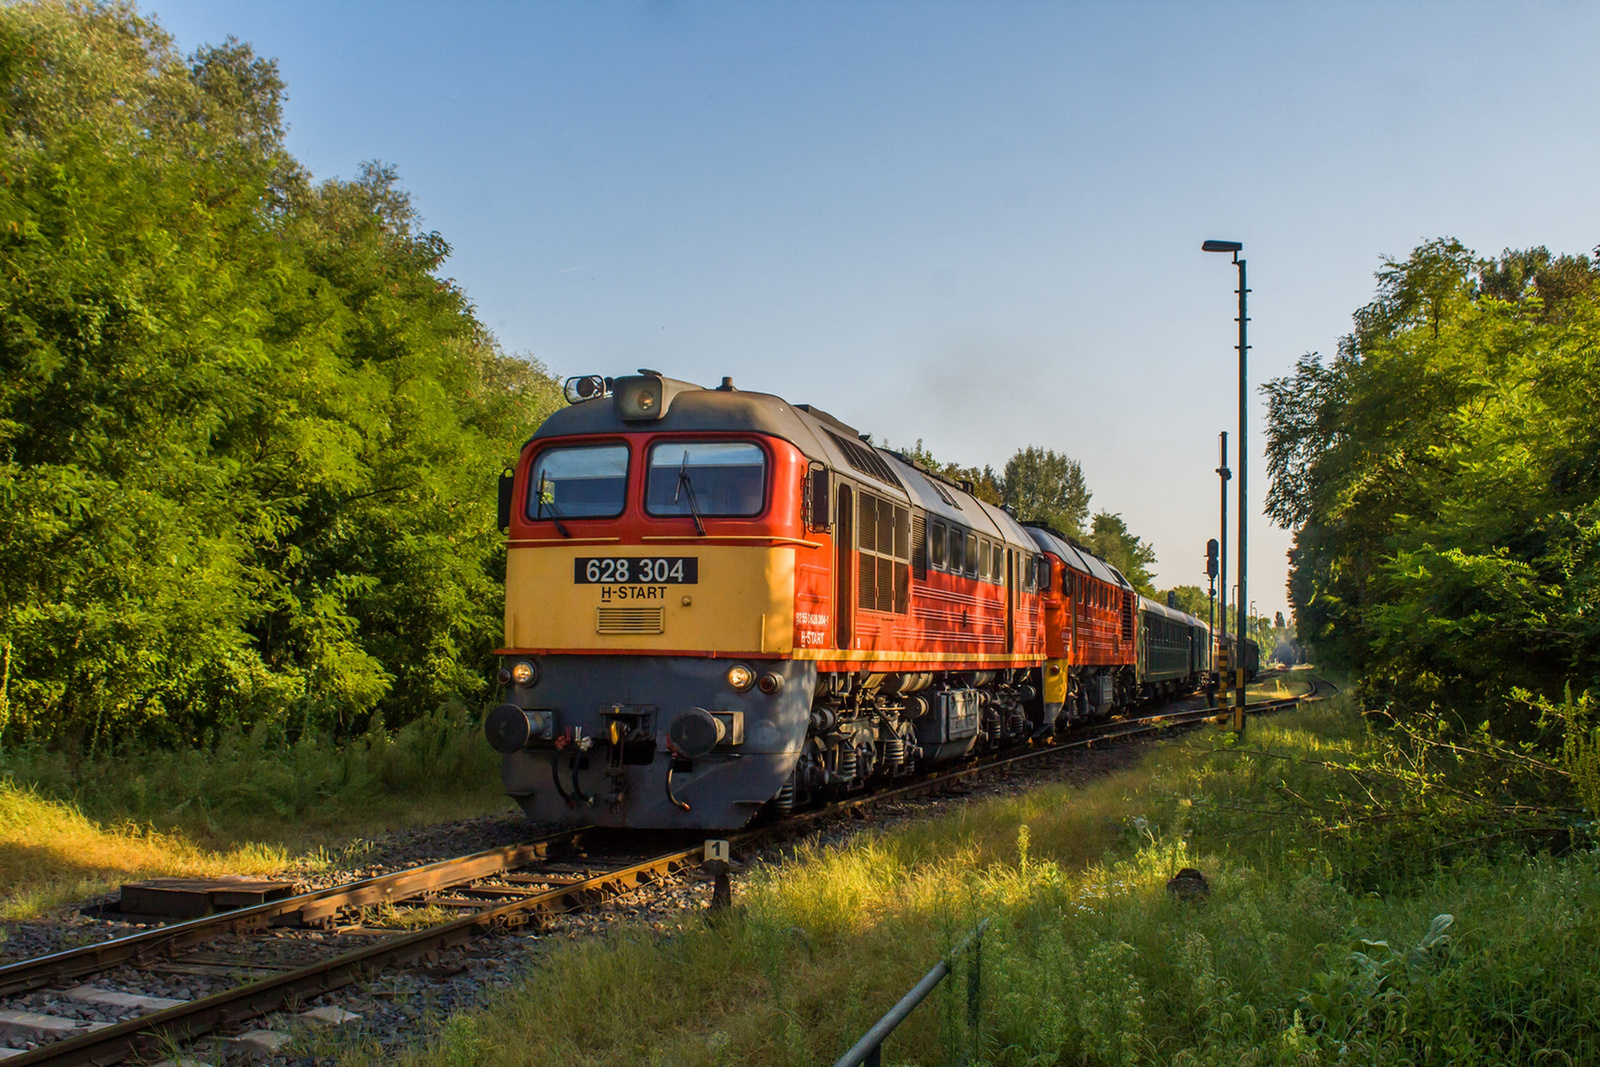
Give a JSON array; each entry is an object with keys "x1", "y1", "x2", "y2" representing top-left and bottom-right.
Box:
[
  {"x1": 645, "y1": 441, "x2": 766, "y2": 517},
  {"x1": 527, "y1": 444, "x2": 629, "y2": 520}
]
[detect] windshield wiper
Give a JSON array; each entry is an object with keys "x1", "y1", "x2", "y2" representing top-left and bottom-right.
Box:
[
  {"x1": 674, "y1": 452, "x2": 706, "y2": 536},
  {"x1": 536, "y1": 474, "x2": 572, "y2": 538}
]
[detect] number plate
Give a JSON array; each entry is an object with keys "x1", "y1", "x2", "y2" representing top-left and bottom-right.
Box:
[{"x1": 574, "y1": 557, "x2": 699, "y2": 584}]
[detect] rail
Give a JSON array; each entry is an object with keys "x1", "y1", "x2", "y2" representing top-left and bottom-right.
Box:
[
  {"x1": 2, "y1": 683, "x2": 1327, "y2": 1065},
  {"x1": 832, "y1": 918, "x2": 990, "y2": 1067}
]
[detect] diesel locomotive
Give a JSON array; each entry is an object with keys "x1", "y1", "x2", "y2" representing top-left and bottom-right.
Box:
[{"x1": 485, "y1": 371, "x2": 1253, "y2": 829}]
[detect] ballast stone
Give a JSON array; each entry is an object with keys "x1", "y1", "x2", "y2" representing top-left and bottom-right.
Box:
[{"x1": 300, "y1": 1005, "x2": 361, "y2": 1027}]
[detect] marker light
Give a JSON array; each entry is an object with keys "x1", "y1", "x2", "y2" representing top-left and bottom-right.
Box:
[
  {"x1": 511, "y1": 660, "x2": 538, "y2": 686},
  {"x1": 725, "y1": 664, "x2": 755, "y2": 692},
  {"x1": 563, "y1": 375, "x2": 607, "y2": 404}
]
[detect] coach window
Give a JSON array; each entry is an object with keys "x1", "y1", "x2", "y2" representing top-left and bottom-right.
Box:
[
  {"x1": 930, "y1": 522, "x2": 947, "y2": 570},
  {"x1": 528, "y1": 444, "x2": 629, "y2": 520},
  {"x1": 965, "y1": 532, "x2": 979, "y2": 577},
  {"x1": 645, "y1": 441, "x2": 766, "y2": 517},
  {"x1": 949, "y1": 527, "x2": 965, "y2": 573}
]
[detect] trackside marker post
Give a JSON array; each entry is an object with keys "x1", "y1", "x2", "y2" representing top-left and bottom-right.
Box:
[{"x1": 704, "y1": 839, "x2": 732, "y2": 911}]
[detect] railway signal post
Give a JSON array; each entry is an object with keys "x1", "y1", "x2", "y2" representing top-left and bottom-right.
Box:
[
  {"x1": 1205, "y1": 538, "x2": 1219, "y2": 707},
  {"x1": 1204, "y1": 239, "x2": 1250, "y2": 734}
]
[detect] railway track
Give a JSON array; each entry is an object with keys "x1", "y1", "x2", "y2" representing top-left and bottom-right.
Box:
[{"x1": 0, "y1": 682, "x2": 1326, "y2": 1065}]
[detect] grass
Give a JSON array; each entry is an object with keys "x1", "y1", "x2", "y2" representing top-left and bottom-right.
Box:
[
  {"x1": 0, "y1": 706, "x2": 516, "y2": 917},
  {"x1": 331, "y1": 701, "x2": 1600, "y2": 1066}
]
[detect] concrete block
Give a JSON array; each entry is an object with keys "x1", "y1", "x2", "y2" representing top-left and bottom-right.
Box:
[
  {"x1": 228, "y1": 1029, "x2": 291, "y2": 1059},
  {"x1": 0, "y1": 1010, "x2": 109, "y2": 1042},
  {"x1": 65, "y1": 985, "x2": 187, "y2": 1013}
]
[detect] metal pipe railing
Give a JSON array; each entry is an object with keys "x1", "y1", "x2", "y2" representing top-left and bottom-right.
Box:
[{"x1": 831, "y1": 917, "x2": 990, "y2": 1067}]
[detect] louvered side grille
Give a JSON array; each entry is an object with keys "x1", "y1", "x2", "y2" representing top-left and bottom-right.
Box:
[
  {"x1": 596, "y1": 607, "x2": 665, "y2": 635},
  {"x1": 825, "y1": 429, "x2": 903, "y2": 488},
  {"x1": 855, "y1": 489, "x2": 914, "y2": 614},
  {"x1": 911, "y1": 515, "x2": 927, "y2": 579},
  {"x1": 858, "y1": 554, "x2": 878, "y2": 612}
]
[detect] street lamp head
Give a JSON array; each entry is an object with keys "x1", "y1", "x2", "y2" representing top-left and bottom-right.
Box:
[{"x1": 1202, "y1": 239, "x2": 1243, "y2": 253}]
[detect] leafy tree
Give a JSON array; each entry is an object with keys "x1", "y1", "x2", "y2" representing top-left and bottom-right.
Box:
[
  {"x1": 0, "y1": 2, "x2": 560, "y2": 747},
  {"x1": 1265, "y1": 237, "x2": 1600, "y2": 722},
  {"x1": 1157, "y1": 584, "x2": 1214, "y2": 620},
  {"x1": 1084, "y1": 512, "x2": 1156, "y2": 594},
  {"x1": 1001, "y1": 445, "x2": 1091, "y2": 537}
]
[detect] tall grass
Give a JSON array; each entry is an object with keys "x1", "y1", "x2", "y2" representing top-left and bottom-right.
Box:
[
  {"x1": 345, "y1": 703, "x2": 1600, "y2": 1066},
  {"x1": 0, "y1": 705, "x2": 513, "y2": 916},
  {"x1": 0, "y1": 780, "x2": 289, "y2": 919},
  {"x1": 0, "y1": 704, "x2": 507, "y2": 845}
]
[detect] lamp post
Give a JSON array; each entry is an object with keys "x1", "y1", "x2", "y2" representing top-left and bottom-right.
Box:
[{"x1": 1203, "y1": 239, "x2": 1248, "y2": 727}]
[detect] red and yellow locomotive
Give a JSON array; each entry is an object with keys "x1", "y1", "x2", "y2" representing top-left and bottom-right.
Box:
[{"x1": 485, "y1": 372, "x2": 1217, "y2": 829}]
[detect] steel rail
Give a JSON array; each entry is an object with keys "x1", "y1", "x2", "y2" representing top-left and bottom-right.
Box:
[
  {"x1": 8, "y1": 687, "x2": 1320, "y2": 1065},
  {"x1": 1, "y1": 846, "x2": 700, "y2": 1067},
  {"x1": 0, "y1": 830, "x2": 594, "y2": 997}
]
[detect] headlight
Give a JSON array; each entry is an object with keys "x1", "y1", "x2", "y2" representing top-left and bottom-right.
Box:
[
  {"x1": 725, "y1": 664, "x2": 755, "y2": 692},
  {"x1": 614, "y1": 374, "x2": 665, "y2": 420},
  {"x1": 757, "y1": 672, "x2": 784, "y2": 695},
  {"x1": 511, "y1": 660, "x2": 538, "y2": 686}
]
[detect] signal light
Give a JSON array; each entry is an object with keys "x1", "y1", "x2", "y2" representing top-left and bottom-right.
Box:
[{"x1": 1205, "y1": 538, "x2": 1220, "y2": 579}]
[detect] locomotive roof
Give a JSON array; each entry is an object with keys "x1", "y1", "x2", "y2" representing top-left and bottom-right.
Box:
[
  {"x1": 530, "y1": 377, "x2": 910, "y2": 497},
  {"x1": 878, "y1": 453, "x2": 1037, "y2": 552},
  {"x1": 530, "y1": 376, "x2": 1040, "y2": 553},
  {"x1": 1023, "y1": 525, "x2": 1132, "y2": 589}
]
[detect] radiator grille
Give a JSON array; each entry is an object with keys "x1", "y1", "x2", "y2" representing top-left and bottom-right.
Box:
[
  {"x1": 857, "y1": 489, "x2": 912, "y2": 614},
  {"x1": 596, "y1": 607, "x2": 665, "y2": 635}
]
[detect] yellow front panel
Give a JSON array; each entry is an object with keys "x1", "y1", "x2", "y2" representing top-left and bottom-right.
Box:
[
  {"x1": 504, "y1": 543, "x2": 796, "y2": 655},
  {"x1": 1043, "y1": 658, "x2": 1069, "y2": 704}
]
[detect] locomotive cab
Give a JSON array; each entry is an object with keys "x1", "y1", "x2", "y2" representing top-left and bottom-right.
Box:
[{"x1": 493, "y1": 373, "x2": 824, "y2": 829}]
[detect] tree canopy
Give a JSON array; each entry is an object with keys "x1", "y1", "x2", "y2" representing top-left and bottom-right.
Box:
[
  {"x1": 0, "y1": 2, "x2": 561, "y2": 747},
  {"x1": 1265, "y1": 237, "x2": 1600, "y2": 719}
]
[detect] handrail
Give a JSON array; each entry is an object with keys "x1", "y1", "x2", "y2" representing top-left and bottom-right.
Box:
[{"x1": 831, "y1": 918, "x2": 990, "y2": 1067}]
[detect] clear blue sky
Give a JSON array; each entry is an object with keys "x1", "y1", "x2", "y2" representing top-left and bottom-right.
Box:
[{"x1": 153, "y1": 1, "x2": 1600, "y2": 621}]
